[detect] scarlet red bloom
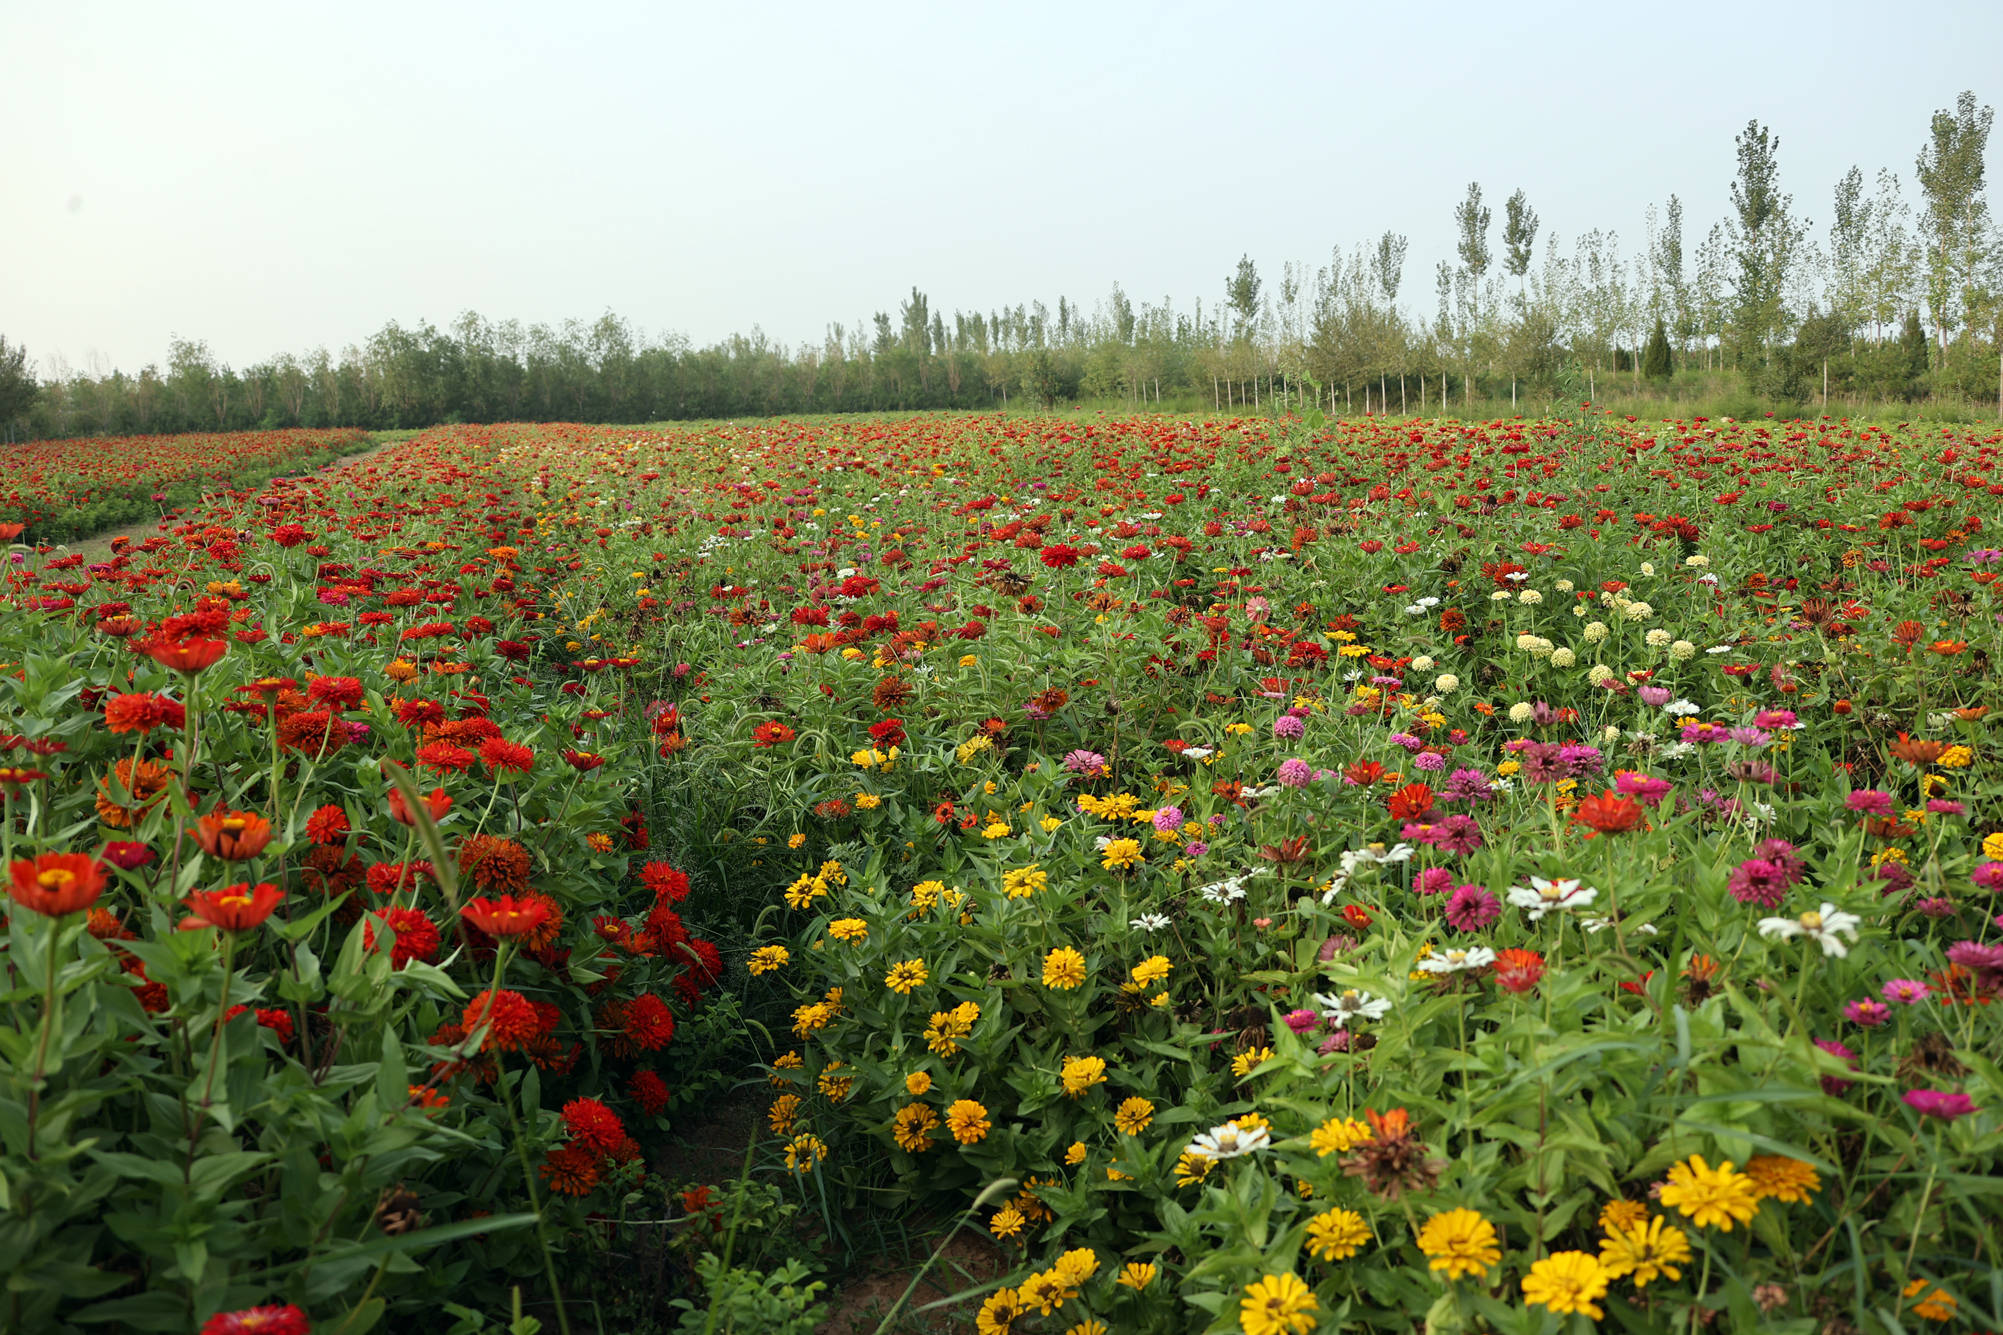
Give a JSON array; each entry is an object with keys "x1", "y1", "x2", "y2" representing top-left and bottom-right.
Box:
[
  {"x1": 629, "y1": 1068, "x2": 671, "y2": 1115},
  {"x1": 181, "y1": 883, "x2": 285, "y2": 933},
  {"x1": 561, "y1": 748, "x2": 605, "y2": 771},
  {"x1": 416, "y1": 741, "x2": 476, "y2": 774},
  {"x1": 461, "y1": 894, "x2": 552, "y2": 939},
  {"x1": 462, "y1": 987, "x2": 541, "y2": 1051},
  {"x1": 101, "y1": 840, "x2": 153, "y2": 870},
  {"x1": 365, "y1": 907, "x2": 442, "y2": 967},
  {"x1": 751, "y1": 721, "x2": 796, "y2": 748},
  {"x1": 478, "y1": 737, "x2": 536, "y2": 775},
  {"x1": 306, "y1": 676, "x2": 365, "y2": 710},
  {"x1": 200, "y1": 1304, "x2": 311, "y2": 1335},
  {"x1": 1343, "y1": 759, "x2": 1387, "y2": 786},
  {"x1": 622, "y1": 992, "x2": 676, "y2": 1050},
  {"x1": 640, "y1": 861, "x2": 692, "y2": 902},
  {"x1": 561, "y1": 1096, "x2": 629, "y2": 1154},
  {"x1": 139, "y1": 634, "x2": 229, "y2": 674},
  {"x1": 1572, "y1": 790, "x2": 1645, "y2": 834},
  {"x1": 1386, "y1": 782, "x2": 1435, "y2": 820},
  {"x1": 304, "y1": 805, "x2": 350, "y2": 845},
  {"x1": 8, "y1": 852, "x2": 108, "y2": 917},
  {"x1": 104, "y1": 692, "x2": 185, "y2": 735},
  {"x1": 194, "y1": 808, "x2": 275, "y2": 860},
  {"x1": 1491, "y1": 948, "x2": 1546, "y2": 994}
]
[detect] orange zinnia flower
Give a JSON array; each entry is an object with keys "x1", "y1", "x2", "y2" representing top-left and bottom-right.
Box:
[
  {"x1": 8, "y1": 853, "x2": 109, "y2": 917},
  {"x1": 194, "y1": 808, "x2": 274, "y2": 860},
  {"x1": 387, "y1": 781, "x2": 453, "y2": 827},
  {"x1": 181, "y1": 882, "x2": 285, "y2": 933}
]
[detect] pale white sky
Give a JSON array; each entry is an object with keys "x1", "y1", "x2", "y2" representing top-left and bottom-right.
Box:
[{"x1": 4, "y1": 0, "x2": 2000, "y2": 374}]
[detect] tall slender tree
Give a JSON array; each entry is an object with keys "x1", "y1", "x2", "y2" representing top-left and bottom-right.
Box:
[
  {"x1": 1914, "y1": 90, "x2": 1995, "y2": 351},
  {"x1": 1726, "y1": 120, "x2": 1807, "y2": 366},
  {"x1": 1503, "y1": 189, "x2": 1539, "y2": 307}
]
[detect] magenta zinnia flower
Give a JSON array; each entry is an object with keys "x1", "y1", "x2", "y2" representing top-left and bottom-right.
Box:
[
  {"x1": 1444, "y1": 884, "x2": 1500, "y2": 932},
  {"x1": 1903, "y1": 1089, "x2": 1977, "y2": 1119},
  {"x1": 1844, "y1": 789, "x2": 1894, "y2": 816}
]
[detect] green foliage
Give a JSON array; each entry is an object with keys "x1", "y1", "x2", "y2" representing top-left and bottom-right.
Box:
[{"x1": 1641, "y1": 319, "x2": 1673, "y2": 380}]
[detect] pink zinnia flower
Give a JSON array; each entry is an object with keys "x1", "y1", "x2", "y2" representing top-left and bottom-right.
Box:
[
  {"x1": 1843, "y1": 999, "x2": 1890, "y2": 1027},
  {"x1": 1903, "y1": 1089, "x2": 1978, "y2": 1119},
  {"x1": 1880, "y1": 978, "x2": 1931, "y2": 1005},
  {"x1": 1844, "y1": 789, "x2": 1894, "y2": 816},
  {"x1": 1444, "y1": 884, "x2": 1500, "y2": 932}
]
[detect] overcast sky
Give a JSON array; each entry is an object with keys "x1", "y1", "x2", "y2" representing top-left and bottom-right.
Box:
[{"x1": 5, "y1": 1, "x2": 2000, "y2": 375}]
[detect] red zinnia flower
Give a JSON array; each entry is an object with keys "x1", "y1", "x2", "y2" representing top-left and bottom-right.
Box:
[
  {"x1": 462, "y1": 988, "x2": 540, "y2": 1051},
  {"x1": 751, "y1": 721, "x2": 796, "y2": 748},
  {"x1": 1385, "y1": 782, "x2": 1435, "y2": 820},
  {"x1": 629, "y1": 1068, "x2": 671, "y2": 1115},
  {"x1": 462, "y1": 894, "x2": 551, "y2": 939},
  {"x1": 561, "y1": 1096, "x2": 629, "y2": 1154},
  {"x1": 622, "y1": 992, "x2": 676, "y2": 1050},
  {"x1": 139, "y1": 634, "x2": 228, "y2": 674},
  {"x1": 561, "y1": 748, "x2": 605, "y2": 771},
  {"x1": 1491, "y1": 948, "x2": 1546, "y2": 994},
  {"x1": 304, "y1": 805, "x2": 351, "y2": 845},
  {"x1": 8, "y1": 852, "x2": 109, "y2": 916},
  {"x1": 478, "y1": 737, "x2": 535, "y2": 775},
  {"x1": 200, "y1": 1304, "x2": 311, "y2": 1335},
  {"x1": 640, "y1": 861, "x2": 691, "y2": 902},
  {"x1": 104, "y1": 692, "x2": 185, "y2": 735},
  {"x1": 306, "y1": 676, "x2": 365, "y2": 710},
  {"x1": 415, "y1": 741, "x2": 476, "y2": 774},
  {"x1": 365, "y1": 907, "x2": 441, "y2": 967},
  {"x1": 1572, "y1": 790, "x2": 1645, "y2": 834},
  {"x1": 181, "y1": 883, "x2": 285, "y2": 933}
]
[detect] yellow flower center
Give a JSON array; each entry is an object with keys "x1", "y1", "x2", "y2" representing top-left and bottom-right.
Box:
[
  {"x1": 1800, "y1": 912, "x2": 1823, "y2": 931},
  {"x1": 220, "y1": 893, "x2": 254, "y2": 910},
  {"x1": 37, "y1": 868, "x2": 75, "y2": 890}
]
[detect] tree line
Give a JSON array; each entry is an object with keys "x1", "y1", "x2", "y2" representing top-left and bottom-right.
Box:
[{"x1": 4, "y1": 91, "x2": 1999, "y2": 440}]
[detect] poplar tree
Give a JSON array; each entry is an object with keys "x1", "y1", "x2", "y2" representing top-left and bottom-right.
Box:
[
  {"x1": 1914, "y1": 90, "x2": 1995, "y2": 351},
  {"x1": 1503, "y1": 189, "x2": 1539, "y2": 307},
  {"x1": 1726, "y1": 120, "x2": 1807, "y2": 366}
]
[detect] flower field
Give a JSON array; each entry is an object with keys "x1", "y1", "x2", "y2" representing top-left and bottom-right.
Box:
[
  {"x1": 0, "y1": 428, "x2": 370, "y2": 544},
  {"x1": 3, "y1": 411, "x2": 2000, "y2": 1334}
]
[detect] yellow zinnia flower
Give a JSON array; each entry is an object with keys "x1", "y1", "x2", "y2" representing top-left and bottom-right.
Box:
[
  {"x1": 1415, "y1": 1207, "x2": 1501, "y2": 1281},
  {"x1": 1304, "y1": 1207, "x2": 1370, "y2": 1261},
  {"x1": 1597, "y1": 1215, "x2": 1691, "y2": 1288},
  {"x1": 1521, "y1": 1250, "x2": 1610, "y2": 1319},
  {"x1": 1239, "y1": 1272, "x2": 1317, "y2": 1335},
  {"x1": 1659, "y1": 1155, "x2": 1760, "y2": 1231},
  {"x1": 1043, "y1": 946, "x2": 1087, "y2": 989}
]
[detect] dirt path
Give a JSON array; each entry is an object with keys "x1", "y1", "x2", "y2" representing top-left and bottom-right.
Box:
[{"x1": 61, "y1": 436, "x2": 396, "y2": 566}]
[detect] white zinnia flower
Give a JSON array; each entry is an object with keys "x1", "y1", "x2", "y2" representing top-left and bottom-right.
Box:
[
  {"x1": 1130, "y1": 913, "x2": 1171, "y2": 932},
  {"x1": 1313, "y1": 988, "x2": 1392, "y2": 1028},
  {"x1": 1186, "y1": 1121, "x2": 1272, "y2": 1160},
  {"x1": 1757, "y1": 903, "x2": 1862, "y2": 957},
  {"x1": 1418, "y1": 946, "x2": 1497, "y2": 974},
  {"x1": 1506, "y1": 876, "x2": 1598, "y2": 921}
]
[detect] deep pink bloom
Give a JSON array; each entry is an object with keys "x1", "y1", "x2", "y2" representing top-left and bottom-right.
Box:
[
  {"x1": 1444, "y1": 884, "x2": 1500, "y2": 932},
  {"x1": 1844, "y1": 789, "x2": 1894, "y2": 816},
  {"x1": 1903, "y1": 1089, "x2": 1977, "y2": 1119},
  {"x1": 1843, "y1": 999, "x2": 1890, "y2": 1027},
  {"x1": 1880, "y1": 978, "x2": 1932, "y2": 1005}
]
